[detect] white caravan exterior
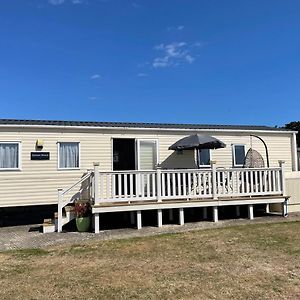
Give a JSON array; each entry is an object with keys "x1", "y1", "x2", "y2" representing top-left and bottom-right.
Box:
[{"x1": 0, "y1": 120, "x2": 297, "y2": 211}]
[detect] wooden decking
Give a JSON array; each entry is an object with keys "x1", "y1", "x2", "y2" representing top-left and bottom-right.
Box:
[
  {"x1": 57, "y1": 163, "x2": 288, "y2": 233},
  {"x1": 92, "y1": 195, "x2": 288, "y2": 212},
  {"x1": 92, "y1": 195, "x2": 289, "y2": 233}
]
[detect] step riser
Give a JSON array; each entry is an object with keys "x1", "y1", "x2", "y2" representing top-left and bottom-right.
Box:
[
  {"x1": 43, "y1": 224, "x2": 56, "y2": 233},
  {"x1": 44, "y1": 210, "x2": 76, "y2": 232}
]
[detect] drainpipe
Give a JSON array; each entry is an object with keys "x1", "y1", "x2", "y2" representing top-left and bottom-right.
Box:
[{"x1": 292, "y1": 133, "x2": 298, "y2": 171}]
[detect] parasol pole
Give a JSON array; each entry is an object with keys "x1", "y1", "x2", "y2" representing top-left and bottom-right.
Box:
[{"x1": 194, "y1": 148, "x2": 199, "y2": 169}]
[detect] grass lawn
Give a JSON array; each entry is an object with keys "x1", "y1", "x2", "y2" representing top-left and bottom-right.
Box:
[{"x1": 0, "y1": 221, "x2": 299, "y2": 299}]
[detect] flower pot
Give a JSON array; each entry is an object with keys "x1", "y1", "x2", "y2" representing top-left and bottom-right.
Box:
[{"x1": 75, "y1": 217, "x2": 91, "y2": 232}]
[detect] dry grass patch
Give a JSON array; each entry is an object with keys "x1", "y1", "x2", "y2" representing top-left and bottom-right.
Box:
[{"x1": 0, "y1": 222, "x2": 299, "y2": 299}]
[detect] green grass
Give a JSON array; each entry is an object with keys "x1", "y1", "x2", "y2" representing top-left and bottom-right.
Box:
[{"x1": 7, "y1": 248, "x2": 49, "y2": 258}]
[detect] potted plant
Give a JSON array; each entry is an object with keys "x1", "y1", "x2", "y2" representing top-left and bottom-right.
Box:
[{"x1": 74, "y1": 201, "x2": 91, "y2": 232}]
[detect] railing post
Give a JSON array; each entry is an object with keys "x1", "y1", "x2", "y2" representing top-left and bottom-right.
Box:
[
  {"x1": 156, "y1": 164, "x2": 162, "y2": 202},
  {"x1": 248, "y1": 204, "x2": 254, "y2": 220},
  {"x1": 210, "y1": 161, "x2": 217, "y2": 200},
  {"x1": 137, "y1": 210, "x2": 142, "y2": 229},
  {"x1": 93, "y1": 162, "x2": 100, "y2": 205},
  {"x1": 94, "y1": 213, "x2": 100, "y2": 233},
  {"x1": 279, "y1": 160, "x2": 286, "y2": 196},
  {"x1": 57, "y1": 188, "x2": 63, "y2": 233},
  {"x1": 90, "y1": 172, "x2": 94, "y2": 201},
  {"x1": 179, "y1": 208, "x2": 184, "y2": 225},
  {"x1": 157, "y1": 209, "x2": 163, "y2": 227},
  {"x1": 213, "y1": 206, "x2": 218, "y2": 222},
  {"x1": 282, "y1": 199, "x2": 288, "y2": 217}
]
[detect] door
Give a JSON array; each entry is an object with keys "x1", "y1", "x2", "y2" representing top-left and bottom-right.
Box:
[
  {"x1": 111, "y1": 138, "x2": 158, "y2": 197},
  {"x1": 112, "y1": 138, "x2": 135, "y2": 196},
  {"x1": 113, "y1": 138, "x2": 135, "y2": 171},
  {"x1": 136, "y1": 140, "x2": 158, "y2": 196}
]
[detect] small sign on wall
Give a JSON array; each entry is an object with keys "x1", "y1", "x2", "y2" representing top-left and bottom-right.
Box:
[{"x1": 31, "y1": 152, "x2": 50, "y2": 160}]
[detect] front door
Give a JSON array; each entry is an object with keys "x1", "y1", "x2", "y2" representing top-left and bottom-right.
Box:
[
  {"x1": 112, "y1": 138, "x2": 158, "y2": 197},
  {"x1": 113, "y1": 138, "x2": 135, "y2": 171},
  {"x1": 113, "y1": 139, "x2": 135, "y2": 196}
]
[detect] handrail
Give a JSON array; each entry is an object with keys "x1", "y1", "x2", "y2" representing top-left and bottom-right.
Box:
[
  {"x1": 99, "y1": 170, "x2": 156, "y2": 175},
  {"x1": 98, "y1": 169, "x2": 212, "y2": 175},
  {"x1": 57, "y1": 170, "x2": 93, "y2": 232},
  {"x1": 216, "y1": 167, "x2": 281, "y2": 172},
  {"x1": 61, "y1": 171, "x2": 93, "y2": 196},
  {"x1": 161, "y1": 168, "x2": 211, "y2": 173},
  {"x1": 97, "y1": 167, "x2": 281, "y2": 174}
]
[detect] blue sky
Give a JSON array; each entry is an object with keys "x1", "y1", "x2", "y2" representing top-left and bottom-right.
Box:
[{"x1": 0, "y1": 0, "x2": 300, "y2": 126}]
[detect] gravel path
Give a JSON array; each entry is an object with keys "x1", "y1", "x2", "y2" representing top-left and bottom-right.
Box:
[{"x1": 0, "y1": 213, "x2": 299, "y2": 251}]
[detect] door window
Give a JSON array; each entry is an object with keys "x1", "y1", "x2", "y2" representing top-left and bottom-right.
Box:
[{"x1": 137, "y1": 140, "x2": 158, "y2": 170}]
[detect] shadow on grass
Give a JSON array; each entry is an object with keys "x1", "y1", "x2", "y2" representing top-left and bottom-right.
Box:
[{"x1": 6, "y1": 248, "x2": 49, "y2": 258}]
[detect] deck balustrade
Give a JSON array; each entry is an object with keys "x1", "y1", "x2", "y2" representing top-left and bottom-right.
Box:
[
  {"x1": 57, "y1": 161, "x2": 286, "y2": 232},
  {"x1": 93, "y1": 162, "x2": 285, "y2": 204}
]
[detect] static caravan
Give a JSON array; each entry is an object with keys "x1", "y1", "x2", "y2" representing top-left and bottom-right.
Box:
[{"x1": 0, "y1": 119, "x2": 298, "y2": 232}]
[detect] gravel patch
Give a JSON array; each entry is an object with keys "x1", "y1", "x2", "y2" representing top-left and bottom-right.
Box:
[{"x1": 0, "y1": 213, "x2": 299, "y2": 251}]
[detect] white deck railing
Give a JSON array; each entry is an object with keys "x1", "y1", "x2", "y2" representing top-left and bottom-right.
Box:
[
  {"x1": 160, "y1": 169, "x2": 213, "y2": 200},
  {"x1": 57, "y1": 161, "x2": 286, "y2": 232},
  {"x1": 98, "y1": 170, "x2": 158, "y2": 202},
  {"x1": 92, "y1": 161, "x2": 286, "y2": 204},
  {"x1": 215, "y1": 168, "x2": 283, "y2": 197}
]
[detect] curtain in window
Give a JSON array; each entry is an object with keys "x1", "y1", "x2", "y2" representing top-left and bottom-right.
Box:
[
  {"x1": 199, "y1": 149, "x2": 210, "y2": 166},
  {"x1": 0, "y1": 143, "x2": 19, "y2": 169},
  {"x1": 59, "y1": 143, "x2": 79, "y2": 168}
]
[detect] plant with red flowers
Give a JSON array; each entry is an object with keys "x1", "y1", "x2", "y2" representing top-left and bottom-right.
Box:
[{"x1": 74, "y1": 202, "x2": 91, "y2": 218}]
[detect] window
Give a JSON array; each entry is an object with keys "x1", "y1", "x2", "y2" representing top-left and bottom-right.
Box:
[
  {"x1": 198, "y1": 149, "x2": 210, "y2": 166},
  {"x1": 58, "y1": 142, "x2": 80, "y2": 169},
  {"x1": 233, "y1": 145, "x2": 246, "y2": 167},
  {"x1": 137, "y1": 140, "x2": 158, "y2": 170},
  {"x1": 0, "y1": 142, "x2": 20, "y2": 170}
]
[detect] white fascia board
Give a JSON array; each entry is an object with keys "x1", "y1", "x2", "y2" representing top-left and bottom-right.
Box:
[{"x1": 0, "y1": 124, "x2": 296, "y2": 135}]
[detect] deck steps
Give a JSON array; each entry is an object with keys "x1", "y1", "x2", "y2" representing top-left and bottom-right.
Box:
[{"x1": 42, "y1": 205, "x2": 76, "y2": 233}]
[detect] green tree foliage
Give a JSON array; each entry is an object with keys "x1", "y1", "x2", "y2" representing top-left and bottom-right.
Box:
[{"x1": 285, "y1": 121, "x2": 300, "y2": 146}]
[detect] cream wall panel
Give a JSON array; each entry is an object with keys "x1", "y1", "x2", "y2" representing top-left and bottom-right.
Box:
[
  {"x1": 285, "y1": 172, "x2": 300, "y2": 212},
  {"x1": 0, "y1": 127, "x2": 294, "y2": 207}
]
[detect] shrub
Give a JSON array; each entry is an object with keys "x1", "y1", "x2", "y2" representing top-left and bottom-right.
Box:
[{"x1": 74, "y1": 202, "x2": 91, "y2": 218}]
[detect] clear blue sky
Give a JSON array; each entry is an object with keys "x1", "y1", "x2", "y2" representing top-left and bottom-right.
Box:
[{"x1": 1, "y1": 0, "x2": 300, "y2": 126}]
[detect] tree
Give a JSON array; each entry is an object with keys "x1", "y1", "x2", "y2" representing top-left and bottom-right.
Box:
[{"x1": 285, "y1": 121, "x2": 300, "y2": 147}]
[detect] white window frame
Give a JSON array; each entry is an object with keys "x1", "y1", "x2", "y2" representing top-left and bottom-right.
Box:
[
  {"x1": 232, "y1": 144, "x2": 246, "y2": 167},
  {"x1": 0, "y1": 141, "x2": 22, "y2": 171},
  {"x1": 198, "y1": 149, "x2": 211, "y2": 168},
  {"x1": 136, "y1": 139, "x2": 159, "y2": 170},
  {"x1": 57, "y1": 142, "x2": 81, "y2": 170}
]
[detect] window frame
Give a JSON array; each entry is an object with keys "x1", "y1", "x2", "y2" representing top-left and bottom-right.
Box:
[
  {"x1": 57, "y1": 142, "x2": 81, "y2": 170},
  {"x1": 232, "y1": 144, "x2": 246, "y2": 167},
  {"x1": 0, "y1": 141, "x2": 22, "y2": 171},
  {"x1": 198, "y1": 149, "x2": 211, "y2": 167}
]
